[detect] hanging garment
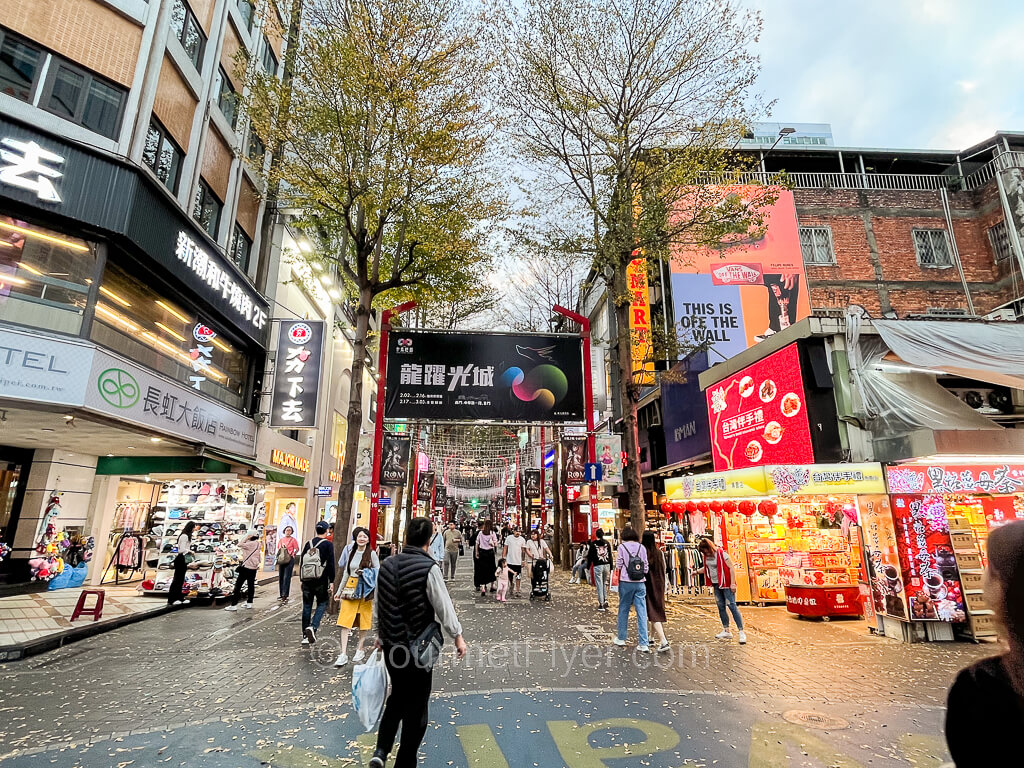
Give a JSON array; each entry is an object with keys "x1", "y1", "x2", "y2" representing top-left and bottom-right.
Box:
[{"x1": 688, "y1": 511, "x2": 706, "y2": 537}]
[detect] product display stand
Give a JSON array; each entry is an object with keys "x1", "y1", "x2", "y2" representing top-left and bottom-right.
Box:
[{"x1": 948, "y1": 515, "x2": 996, "y2": 641}]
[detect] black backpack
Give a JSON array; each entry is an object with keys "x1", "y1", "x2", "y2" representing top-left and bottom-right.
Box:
[{"x1": 624, "y1": 543, "x2": 645, "y2": 581}]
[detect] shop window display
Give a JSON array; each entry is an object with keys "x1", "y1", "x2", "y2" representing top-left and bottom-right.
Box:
[{"x1": 146, "y1": 479, "x2": 264, "y2": 599}]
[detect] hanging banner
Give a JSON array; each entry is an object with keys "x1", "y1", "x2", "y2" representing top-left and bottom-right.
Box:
[
  {"x1": 705, "y1": 343, "x2": 813, "y2": 471},
  {"x1": 595, "y1": 435, "x2": 623, "y2": 484},
  {"x1": 626, "y1": 258, "x2": 655, "y2": 386},
  {"x1": 380, "y1": 434, "x2": 411, "y2": 485},
  {"x1": 416, "y1": 471, "x2": 435, "y2": 502},
  {"x1": 445, "y1": 496, "x2": 457, "y2": 518},
  {"x1": 524, "y1": 469, "x2": 541, "y2": 501},
  {"x1": 505, "y1": 485, "x2": 517, "y2": 508},
  {"x1": 384, "y1": 331, "x2": 585, "y2": 422},
  {"x1": 662, "y1": 351, "x2": 712, "y2": 466},
  {"x1": 269, "y1": 320, "x2": 325, "y2": 428},
  {"x1": 670, "y1": 187, "x2": 810, "y2": 362},
  {"x1": 435, "y1": 485, "x2": 448, "y2": 509},
  {"x1": 561, "y1": 435, "x2": 587, "y2": 485},
  {"x1": 858, "y1": 495, "x2": 908, "y2": 620}
]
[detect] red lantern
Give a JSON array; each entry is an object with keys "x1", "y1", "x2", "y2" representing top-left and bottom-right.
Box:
[
  {"x1": 722, "y1": 500, "x2": 738, "y2": 514},
  {"x1": 709, "y1": 500, "x2": 723, "y2": 513},
  {"x1": 759, "y1": 499, "x2": 778, "y2": 520},
  {"x1": 660, "y1": 502, "x2": 671, "y2": 514},
  {"x1": 697, "y1": 501, "x2": 710, "y2": 513},
  {"x1": 685, "y1": 500, "x2": 698, "y2": 514},
  {"x1": 738, "y1": 500, "x2": 756, "y2": 517}
]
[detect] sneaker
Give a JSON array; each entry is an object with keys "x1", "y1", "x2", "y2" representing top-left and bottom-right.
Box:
[
  {"x1": 173, "y1": 600, "x2": 184, "y2": 606},
  {"x1": 300, "y1": 638, "x2": 310, "y2": 645},
  {"x1": 305, "y1": 627, "x2": 317, "y2": 644},
  {"x1": 353, "y1": 649, "x2": 366, "y2": 663},
  {"x1": 597, "y1": 604, "x2": 607, "y2": 612},
  {"x1": 242, "y1": 603, "x2": 254, "y2": 610},
  {"x1": 369, "y1": 749, "x2": 387, "y2": 768},
  {"x1": 334, "y1": 653, "x2": 350, "y2": 667},
  {"x1": 612, "y1": 638, "x2": 627, "y2": 647},
  {"x1": 715, "y1": 630, "x2": 732, "y2": 640},
  {"x1": 637, "y1": 644, "x2": 651, "y2": 653},
  {"x1": 738, "y1": 630, "x2": 747, "y2": 644},
  {"x1": 224, "y1": 605, "x2": 238, "y2": 612},
  {"x1": 657, "y1": 641, "x2": 671, "y2": 653}
]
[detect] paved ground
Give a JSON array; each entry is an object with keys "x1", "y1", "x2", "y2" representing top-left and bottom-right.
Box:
[{"x1": 0, "y1": 554, "x2": 993, "y2": 766}]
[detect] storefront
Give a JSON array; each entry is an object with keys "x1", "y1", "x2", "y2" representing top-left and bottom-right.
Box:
[{"x1": 664, "y1": 463, "x2": 887, "y2": 619}]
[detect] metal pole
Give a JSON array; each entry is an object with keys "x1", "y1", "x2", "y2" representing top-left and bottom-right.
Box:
[
  {"x1": 552, "y1": 305, "x2": 598, "y2": 510},
  {"x1": 369, "y1": 301, "x2": 416, "y2": 548},
  {"x1": 540, "y1": 425, "x2": 546, "y2": 529}
]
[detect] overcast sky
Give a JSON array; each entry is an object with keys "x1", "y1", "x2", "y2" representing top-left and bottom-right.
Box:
[{"x1": 748, "y1": 0, "x2": 1024, "y2": 151}]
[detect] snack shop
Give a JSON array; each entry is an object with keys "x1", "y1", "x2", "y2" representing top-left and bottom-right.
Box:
[{"x1": 664, "y1": 463, "x2": 888, "y2": 621}]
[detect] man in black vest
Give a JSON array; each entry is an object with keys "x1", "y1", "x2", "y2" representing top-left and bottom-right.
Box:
[{"x1": 370, "y1": 517, "x2": 467, "y2": 768}]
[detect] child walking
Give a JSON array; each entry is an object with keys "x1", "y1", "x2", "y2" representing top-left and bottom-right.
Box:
[{"x1": 495, "y1": 558, "x2": 512, "y2": 602}]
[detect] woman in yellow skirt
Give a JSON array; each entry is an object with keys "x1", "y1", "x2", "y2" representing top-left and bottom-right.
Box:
[{"x1": 333, "y1": 526, "x2": 379, "y2": 667}]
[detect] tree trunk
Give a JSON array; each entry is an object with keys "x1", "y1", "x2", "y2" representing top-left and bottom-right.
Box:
[
  {"x1": 611, "y1": 263, "x2": 646, "y2": 533},
  {"x1": 332, "y1": 285, "x2": 372, "y2": 597}
]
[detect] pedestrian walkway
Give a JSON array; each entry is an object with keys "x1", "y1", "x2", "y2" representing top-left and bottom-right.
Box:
[{"x1": 0, "y1": 586, "x2": 170, "y2": 661}]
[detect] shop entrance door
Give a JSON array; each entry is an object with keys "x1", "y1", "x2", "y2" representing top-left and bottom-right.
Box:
[{"x1": 0, "y1": 446, "x2": 33, "y2": 583}]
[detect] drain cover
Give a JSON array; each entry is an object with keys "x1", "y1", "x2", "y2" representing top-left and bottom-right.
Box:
[{"x1": 781, "y1": 710, "x2": 850, "y2": 730}]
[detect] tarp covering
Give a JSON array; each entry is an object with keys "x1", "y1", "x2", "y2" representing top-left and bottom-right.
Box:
[{"x1": 873, "y1": 319, "x2": 1024, "y2": 390}]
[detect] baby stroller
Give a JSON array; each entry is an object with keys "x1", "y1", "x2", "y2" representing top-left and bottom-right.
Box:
[{"x1": 530, "y1": 558, "x2": 551, "y2": 601}]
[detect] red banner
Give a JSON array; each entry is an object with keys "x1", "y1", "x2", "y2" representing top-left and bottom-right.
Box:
[
  {"x1": 890, "y1": 495, "x2": 966, "y2": 622},
  {"x1": 886, "y1": 464, "x2": 1024, "y2": 495},
  {"x1": 705, "y1": 343, "x2": 813, "y2": 471}
]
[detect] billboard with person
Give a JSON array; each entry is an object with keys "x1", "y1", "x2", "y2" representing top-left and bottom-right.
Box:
[{"x1": 670, "y1": 187, "x2": 810, "y2": 363}]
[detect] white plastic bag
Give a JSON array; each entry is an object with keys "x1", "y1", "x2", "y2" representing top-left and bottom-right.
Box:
[{"x1": 352, "y1": 649, "x2": 390, "y2": 732}]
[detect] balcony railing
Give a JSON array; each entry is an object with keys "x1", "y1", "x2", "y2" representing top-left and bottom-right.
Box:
[
  {"x1": 712, "y1": 170, "x2": 961, "y2": 191},
  {"x1": 962, "y1": 150, "x2": 1024, "y2": 190}
]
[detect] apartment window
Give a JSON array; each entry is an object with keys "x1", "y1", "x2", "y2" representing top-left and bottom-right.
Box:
[
  {"x1": 913, "y1": 228, "x2": 953, "y2": 267},
  {"x1": 0, "y1": 28, "x2": 43, "y2": 102},
  {"x1": 217, "y1": 68, "x2": 238, "y2": 129},
  {"x1": 229, "y1": 224, "x2": 252, "y2": 271},
  {"x1": 193, "y1": 179, "x2": 222, "y2": 239},
  {"x1": 237, "y1": 0, "x2": 256, "y2": 32},
  {"x1": 989, "y1": 221, "x2": 1013, "y2": 263},
  {"x1": 142, "y1": 119, "x2": 184, "y2": 194},
  {"x1": 799, "y1": 226, "x2": 835, "y2": 265},
  {"x1": 261, "y1": 36, "x2": 278, "y2": 75},
  {"x1": 247, "y1": 125, "x2": 265, "y2": 163},
  {"x1": 170, "y1": 0, "x2": 206, "y2": 70},
  {"x1": 41, "y1": 62, "x2": 126, "y2": 139}
]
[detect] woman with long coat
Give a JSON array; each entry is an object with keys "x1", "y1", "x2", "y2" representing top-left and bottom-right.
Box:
[
  {"x1": 474, "y1": 520, "x2": 499, "y2": 595},
  {"x1": 642, "y1": 530, "x2": 670, "y2": 652}
]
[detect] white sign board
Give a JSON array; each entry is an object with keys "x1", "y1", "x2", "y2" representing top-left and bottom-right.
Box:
[{"x1": 0, "y1": 327, "x2": 94, "y2": 405}]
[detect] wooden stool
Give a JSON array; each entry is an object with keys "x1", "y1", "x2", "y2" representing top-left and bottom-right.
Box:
[{"x1": 71, "y1": 589, "x2": 105, "y2": 622}]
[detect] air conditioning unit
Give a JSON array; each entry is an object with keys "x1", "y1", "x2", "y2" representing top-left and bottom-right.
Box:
[
  {"x1": 984, "y1": 308, "x2": 1018, "y2": 321},
  {"x1": 945, "y1": 385, "x2": 1015, "y2": 415}
]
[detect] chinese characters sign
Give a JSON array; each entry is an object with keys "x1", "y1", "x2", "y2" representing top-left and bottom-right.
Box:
[
  {"x1": 561, "y1": 435, "x2": 587, "y2": 485},
  {"x1": 269, "y1": 321, "x2": 325, "y2": 428},
  {"x1": 176, "y1": 232, "x2": 268, "y2": 337},
  {"x1": 766, "y1": 462, "x2": 886, "y2": 495},
  {"x1": 0, "y1": 137, "x2": 63, "y2": 202},
  {"x1": 626, "y1": 258, "x2": 655, "y2": 386},
  {"x1": 384, "y1": 332, "x2": 585, "y2": 423},
  {"x1": 705, "y1": 343, "x2": 813, "y2": 471},
  {"x1": 886, "y1": 464, "x2": 1024, "y2": 495},
  {"x1": 858, "y1": 495, "x2": 907, "y2": 620}
]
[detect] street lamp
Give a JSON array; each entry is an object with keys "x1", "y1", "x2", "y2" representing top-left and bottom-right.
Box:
[{"x1": 761, "y1": 127, "x2": 796, "y2": 173}]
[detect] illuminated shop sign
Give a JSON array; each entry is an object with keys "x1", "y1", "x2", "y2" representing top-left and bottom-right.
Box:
[
  {"x1": 175, "y1": 232, "x2": 268, "y2": 335},
  {"x1": 705, "y1": 343, "x2": 813, "y2": 471},
  {"x1": 0, "y1": 137, "x2": 63, "y2": 202},
  {"x1": 270, "y1": 449, "x2": 311, "y2": 473},
  {"x1": 269, "y1": 320, "x2": 325, "y2": 428},
  {"x1": 886, "y1": 464, "x2": 1024, "y2": 495}
]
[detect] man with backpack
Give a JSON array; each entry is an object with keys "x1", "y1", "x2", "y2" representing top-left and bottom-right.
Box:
[
  {"x1": 587, "y1": 528, "x2": 614, "y2": 611},
  {"x1": 300, "y1": 520, "x2": 336, "y2": 645}
]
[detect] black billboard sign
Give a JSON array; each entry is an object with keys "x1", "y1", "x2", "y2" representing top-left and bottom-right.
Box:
[
  {"x1": 384, "y1": 331, "x2": 585, "y2": 422},
  {"x1": 435, "y1": 485, "x2": 447, "y2": 508},
  {"x1": 561, "y1": 435, "x2": 587, "y2": 485},
  {"x1": 505, "y1": 485, "x2": 517, "y2": 508},
  {"x1": 380, "y1": 434, "x2": 411, "y2": 485},
  {"x1": 524, "y1": 469, "x2": 541, "y2": 501},
  {"x1": 416, "y1": 471, "x2": 435, "y2": 502},
  {"x1": 445, "y1": 496, "x2": 457, "y2": 518},
  {"x1": 269, "y1": 320, "x2": 325, "y2": 428}
]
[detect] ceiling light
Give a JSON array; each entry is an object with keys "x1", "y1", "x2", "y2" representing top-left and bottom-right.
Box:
[
  {"x1": 17, "y1": 261, "x2": 43, "y2": 276},
  {"x1": 155, "y1": 322, "x2": 187, "y2": 342},
  {"x1": 155, "y1": 300, "x2": 190, "y2": 323},
  {"x1": 99, "y1": 285, "x2": 131, "y2": 307},
  {"x1": 319, "y1": 275, "x2": 332, "y2": 286},
  {"x1": 106, "y1": 453, "x2": 114, "y2": 457},
  {"x1": 328, "y1": 288, "x2": 341, "y2": 299},
  {"x1": 41, "y1": 428, "x2": 55, "y2": 432},
  {"x1": 0, "y1": 220, "x2": 90, "y2": 252},
  {"x1": 64, "y1": 414, "x2": 74, "y2": 421},
  {"x1": 128, "y1": 446, "x2": 136, "y2": 450},
  {"x1": 298, "y1": 239, "x2": 312, "y2": 253},
  {"x1": 312, "y1": 261, "x2": 324, "y2": 272},
  {"x1": 150, "y1": 437, "x2": 162, "y2": 443},
  {"x1": 210, "y1": 337, "x2": 232, "y2": 353},
  {"x1": 0, "y1": 275, "x2": 27, "y2": 287},
  {"x1": 95, "y1": 303, "x2": 140, "y2": 331}
]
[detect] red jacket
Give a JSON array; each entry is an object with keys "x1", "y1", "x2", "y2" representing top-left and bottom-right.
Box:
[{"x1": 705, "y1": 548, "x2": 734, "y2": 590}]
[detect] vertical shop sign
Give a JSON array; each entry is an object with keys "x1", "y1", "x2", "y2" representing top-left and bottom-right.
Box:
[
  {"x1": 626, "y1": 257, "x2": 655, "y2": 386},
  {"x1": 594, "y1": 435, "x2": 623, "y2": 484},
  {"x1": 670, "y1": 187, "x2": 810, "y2": 361},
  {"x1": 561, "y1": 435, "x2": 587, "y2": 485},
  {"x1": 417, "y1": 471, "x2": 435, "y2": 502},
  {"x1": 435, "y1": 485, "x2": 448, "y2": 509},
  {"x1": 188, "y1": 323, "x2": 217, "y2": 389},
  {"x1": 269, "y1": 320, "x2": 325, "y2": 428},
  {"x1": 505, "y1": 485, "x2": 517, "y2": 508},
  {"x1": 858, "y1": 495, "x2": 907, "y2": 620},
  {"x1": 890, "y1": 495, "x2": 967, "y2": 623},
  {"x1": 380, "y1": 434, "x2": 411, "y2": 485},
  {"x1": 524, "y1": 469, "x2": 541, "y2": 504}
]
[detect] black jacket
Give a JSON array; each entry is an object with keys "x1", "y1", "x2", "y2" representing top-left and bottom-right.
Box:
[
  {"x1": 587, "y1": 537, "x2": 614, "y2": 567},
  {"x1": 946, "y1": 655, "x2": 1024, "y2": 767},
  {"x1": 376, "y1": 546, "x2": 437, "y2": 650},
  {"x1": 300, "y1": 536, "x2": 336, "y2": 585}
]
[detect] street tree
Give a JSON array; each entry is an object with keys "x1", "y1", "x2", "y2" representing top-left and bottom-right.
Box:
[
  {"x1": 497, "y1": 0, "x2": 775, "y2": 531},
  {"x1": 244, "y1": 0, "x2": 503, "y2": 548}
]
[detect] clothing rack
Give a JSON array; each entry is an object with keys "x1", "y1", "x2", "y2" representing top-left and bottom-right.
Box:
[
  {"x1": 101, "y1": 531, "x2": 145, "y2": 585},
  {"x1": 665, "y1": 541, "x2": 712, "y2": 598}
]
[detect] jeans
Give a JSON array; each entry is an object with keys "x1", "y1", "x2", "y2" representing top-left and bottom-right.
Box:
[
  {"x1": 593, "y1": 564, "x2": 610, "y2": 606},
  {"x1": 231, "y1": 566, "x2": 257, "y2": 605},
  {"x1": 301, "y1": 581, "x2": 329, "y2": 632},
  {"x1": 278, "y1": 560, "x2": 294, "y2": 598},
  {"x1": 167, "y1": 553, "x2": 187, "y2": 605},
  {"x1": 443, "y1": 551, "x2": 458, "y2": 580},
  {"x1": 617, "y1": 579, "x2": 649, "y2": 646},
  {"x1": 713, "y1": 585, "x2": 744, "y2": 630},
  {"x1": 377, "y1": 654, "x2": 433, "y2": 767}
]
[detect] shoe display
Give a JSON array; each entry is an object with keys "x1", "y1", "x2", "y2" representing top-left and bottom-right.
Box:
[
  {"x1": 612, "y1": 638, "x2": 626, "y2": 646},
  {"x1": 715, "y1": 630, "x2": 732, "y2": 640},
  {"x1": 334, "y1": 653, "x2": 350, "y2": 667},
  {"x1": 738, "y1": 630, "x2": 748, "y2": 644},
  {"x1": 352, "y1": 649, "x2": 366, "y2": 663},
  {"x1": 224, "y1": 605, "x2": 238, "y2": 611}
]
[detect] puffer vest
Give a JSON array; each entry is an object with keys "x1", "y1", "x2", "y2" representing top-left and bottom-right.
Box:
[{"x1": 376, "y1": 546, "x2": 437, "y2": 649}]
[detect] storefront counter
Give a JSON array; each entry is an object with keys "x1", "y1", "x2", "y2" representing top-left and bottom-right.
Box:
[{"x1": 785, "y1": 584, "x2": 863, "y2": 620}]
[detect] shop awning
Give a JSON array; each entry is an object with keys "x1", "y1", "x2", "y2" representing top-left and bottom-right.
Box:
[
  {"x1": 95, "y1": 452, "x2": 306, "y2": 486},
  {"x1": 874, "y1": 320, "x2": 1024, "y2": 390},
  {"x1": 208, "y1": 450, "x2": 306, "y2": 486}
]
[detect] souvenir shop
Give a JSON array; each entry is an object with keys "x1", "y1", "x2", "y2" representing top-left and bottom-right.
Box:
[
  {"x1": 867, "y1": 459, "x2": 1024, "y2": 641},
  {"x1": 663, "y1": 463, "x2": 887, "y2": 619}
]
